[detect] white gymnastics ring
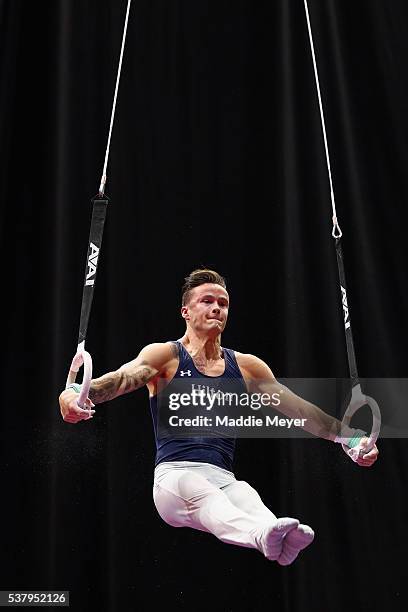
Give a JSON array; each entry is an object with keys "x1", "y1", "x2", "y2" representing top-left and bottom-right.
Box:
[
  {"x1": 65, "y1": 348, "x2": 93, "y2": 409},
  {"x1": 341, "y1": 384, "x2": 381, "y2": 462}
]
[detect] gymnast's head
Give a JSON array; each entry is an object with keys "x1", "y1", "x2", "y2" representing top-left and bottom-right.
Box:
[{"x1": 181, "y1": 268, "x2": 229, "y2": 336}]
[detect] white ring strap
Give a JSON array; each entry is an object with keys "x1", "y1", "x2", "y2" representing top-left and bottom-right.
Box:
[
  {"x1": 99, "y1": 0, "x2": 132, "y2": 195},
  {"x1": 303, "y1": 0, "x2": 342, "y2": 239}
]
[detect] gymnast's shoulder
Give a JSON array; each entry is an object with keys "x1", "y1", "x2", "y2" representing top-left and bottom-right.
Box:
[
  {"x1": 234, "y1": 351, "x2": 276, "y2": 381},
  {"x1": 135, "y1": 341, "x2": 178, "y2": 362},
  {"x1": 120, "y1": 342, "x2": 178, "y2": 374}
]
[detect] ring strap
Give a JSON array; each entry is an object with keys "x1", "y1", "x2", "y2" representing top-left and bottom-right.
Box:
[
  {"x1": 334, "y1": 238, "x2": 359, "y2": 386},
  {"x1": 78, "y1": 195, "x2": 108, "y2": 345}
]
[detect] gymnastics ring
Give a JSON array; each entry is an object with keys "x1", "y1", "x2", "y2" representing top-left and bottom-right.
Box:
[
  {"x1": 341, "y1": 384, "x2": 381, "y2": 462},
  {"x1": 66, "y1": 348, "x2": 93, "y2": 409}
]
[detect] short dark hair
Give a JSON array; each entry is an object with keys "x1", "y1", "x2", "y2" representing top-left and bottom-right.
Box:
[{"x1": 181, "y1": 268, "x2": 227, "y2": 305}]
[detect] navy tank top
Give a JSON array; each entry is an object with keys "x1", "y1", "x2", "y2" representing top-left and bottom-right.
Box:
[{"x1": 149, "y1": 341, "x2": 247, "y2": 471}]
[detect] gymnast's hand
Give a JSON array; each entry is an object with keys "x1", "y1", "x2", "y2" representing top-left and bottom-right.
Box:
[
  {"x1": 59, "y1": 389, "x2": 95, "y2": 424},
  {"x1": 353, "y1": 438, "x2": 379, "y2": 467}
]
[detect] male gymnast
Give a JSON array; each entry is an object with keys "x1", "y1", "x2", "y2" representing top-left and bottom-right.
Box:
[{"x1": 59, "y1": 269, "x2": 378, "y2": 565}]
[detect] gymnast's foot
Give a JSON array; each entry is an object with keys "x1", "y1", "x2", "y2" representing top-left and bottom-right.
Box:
[
  {"x1": 259, "y1": 518, "x2": 300, "y2": 561},
  {"x1": 277, "y1": 523, "x2": 315, "y2": 566}
]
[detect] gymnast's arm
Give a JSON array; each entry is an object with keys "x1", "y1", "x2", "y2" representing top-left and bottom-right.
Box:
[
  {"x1": 236, "y1": 353, "x2": 379, "y2": 465},
  {"x1": 237, "y1": 353, "x2": 343, "y2": 439},
  {"x1": 59, "y1": 342, "x2": 176, "y2": 424}
]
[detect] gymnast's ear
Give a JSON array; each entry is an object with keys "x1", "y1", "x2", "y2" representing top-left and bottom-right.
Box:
[{"x1": 181, "y1": 305, "x2": 190, "y2": 321}]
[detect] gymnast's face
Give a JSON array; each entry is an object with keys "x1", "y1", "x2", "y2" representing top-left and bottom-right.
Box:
[{"x1": 181, "y1": 283, "x2": 229, "y2": 336}]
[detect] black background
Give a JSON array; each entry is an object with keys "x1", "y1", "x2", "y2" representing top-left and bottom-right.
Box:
[{"x1": 1, "y1": 1, "x2": 407, "y2": 611}]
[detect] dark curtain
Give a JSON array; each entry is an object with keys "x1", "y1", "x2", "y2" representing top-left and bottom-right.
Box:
[{"x1": 2, "y1": 1, "x2": 407, "y2": 610}]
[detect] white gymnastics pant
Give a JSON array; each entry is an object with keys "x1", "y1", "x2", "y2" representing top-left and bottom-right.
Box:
[{"x1": 153, "y1": 461, "x2": 277, "y2": 552}]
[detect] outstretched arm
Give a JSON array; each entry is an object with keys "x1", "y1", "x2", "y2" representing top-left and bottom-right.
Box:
[
  {"x1": 237, "y1": 352, "x2": 379, "y2": 467},
  {"x1": 59, "y1": 342, "x2": 176, "y2": 423}
]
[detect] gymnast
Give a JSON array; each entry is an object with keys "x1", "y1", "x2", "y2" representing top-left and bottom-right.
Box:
[{"x1": 59, "y1": 268, "x2": 379, "y2": 566}]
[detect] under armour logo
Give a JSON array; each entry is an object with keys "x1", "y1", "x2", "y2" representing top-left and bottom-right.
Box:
[{"x1": 180, "y1": 370, "x2": 192, "y2": 377}]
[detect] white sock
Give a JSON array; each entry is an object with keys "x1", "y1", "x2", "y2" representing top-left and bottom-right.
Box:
[
  {"x1": 277, "y1": 524, "x2": 315, "y2": 566},
  {"x1": 259, "y1": 518, "x2": 300, "y2": 560}
]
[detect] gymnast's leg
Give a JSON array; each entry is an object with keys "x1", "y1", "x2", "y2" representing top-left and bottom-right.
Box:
[
  {"x1": 222, "y1": 480, "x2": 315, "y2": 565},
  {"x1": 153, "y1": 469, "x2": 300, "y2": 560}
]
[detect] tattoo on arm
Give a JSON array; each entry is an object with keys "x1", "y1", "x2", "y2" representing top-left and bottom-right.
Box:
[
  {"x1": 88, "y1": 362, "x2": 155, "y2": 404},
  {"x1": 170, "y1": 342, "x2": 179, "y2": 359}
]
